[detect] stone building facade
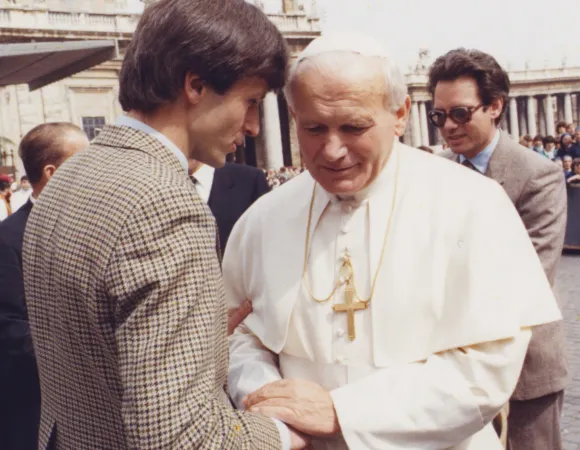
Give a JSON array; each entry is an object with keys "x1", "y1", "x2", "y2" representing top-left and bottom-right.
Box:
[
  {"x1": 405, "y1": 50, "x2": 580, "y2": 148},
  {"x1": 0, "y1": 0, "x2": 321, "y2": 175},
  {"x1": 1, "y1": 1, "x2": 579, "y2": 175}
]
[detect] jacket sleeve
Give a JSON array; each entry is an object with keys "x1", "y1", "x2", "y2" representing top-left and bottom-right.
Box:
[
  {"x1": 252, "y1": 169, "x2": 272, "y2": 201},
  {"x1": 516, "y1": 161, "x2": 566, "y2": 288},
  {"x1": 104, "y1": 184, "x2": 281, "y2": 450}
]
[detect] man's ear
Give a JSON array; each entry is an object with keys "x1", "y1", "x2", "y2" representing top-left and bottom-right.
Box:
[
  {"x1": 43, "y1": 165, "x2": 57, "y2": 182},
  {"x1": 184, "y1": 73, "x2": 205, "y2": 105},
  {"x1": 488, "y1": 97, "x2": 503, "y2": 122}
]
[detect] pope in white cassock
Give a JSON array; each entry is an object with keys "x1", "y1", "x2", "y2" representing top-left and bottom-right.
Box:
[{"x1": 224, "y1": 33, "x2": 562, "y2": 450}]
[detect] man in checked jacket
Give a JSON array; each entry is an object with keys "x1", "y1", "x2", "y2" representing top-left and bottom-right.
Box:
[{"x1": 21, "y1": 0, "x2": 303, "y2": 448}]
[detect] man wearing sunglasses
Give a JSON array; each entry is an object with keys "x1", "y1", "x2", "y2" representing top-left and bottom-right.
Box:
[{"x1": 429, "y1": 48, "x2": 567, "y2": 450}]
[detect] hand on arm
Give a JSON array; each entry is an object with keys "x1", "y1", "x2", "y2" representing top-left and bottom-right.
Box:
[
  {"x1": 228, "y1": 300, "x2": 252, "y2": 336},
  {"x1": 244, "y1": 329, "x2": 531, "y2": 449},
  {"x1": 244, "y1": 379, "x2": 340, "y2": 437}
]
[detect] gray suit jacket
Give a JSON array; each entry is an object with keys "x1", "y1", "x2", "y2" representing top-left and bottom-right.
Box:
[
  {"x1": 22, "y1": 125, "x2": 280, "y2": 449},
  {"x1": 441, "y1": 130, "x2": 568, "y2": 400}
]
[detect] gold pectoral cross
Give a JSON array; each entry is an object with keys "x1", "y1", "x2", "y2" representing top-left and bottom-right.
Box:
[{"x1": 332, "y1": 277, "x2": 367, "y2": 341}]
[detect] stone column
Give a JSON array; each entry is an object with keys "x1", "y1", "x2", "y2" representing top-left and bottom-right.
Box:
[
  {"x1": 419, "y1": 102, "x2": 429, "y2": 146},
  {"x1": 509, "y1": 98, "x2": 519, "y2": 139},
  {"x1": 545, "y1": 94, "x2": 556, "y2": 136},
  {"x1": 410, "y1": 102, "x2": 421, "y2": 148},
  {"x1": 564, "y1": 93, "x2": 574, "y2": 124},
  {"x1": 517, "y1": 98, "x2": 527, "y2": 136},
  {"x1": 536, "y1": 99, "x2": 546, "y2": 136},
  {"x1": 526, "y1": 96, "x2": 537, "y2": 137},
  {"x1": 262, "y1": 92, "x2": 285, "y2": 169}
]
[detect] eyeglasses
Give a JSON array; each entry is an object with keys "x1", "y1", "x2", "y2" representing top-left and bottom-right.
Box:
[{"x1": 428, "y1": 104, "x2": 485, "y2": 128}]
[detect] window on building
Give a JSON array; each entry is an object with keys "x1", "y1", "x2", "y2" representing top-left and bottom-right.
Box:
[{"x1": 82, "y1": 116, "x2": 106, "y2": 140}]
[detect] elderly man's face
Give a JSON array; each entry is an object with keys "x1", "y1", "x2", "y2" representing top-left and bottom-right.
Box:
[
  {"x1": 289, "y1": 62, "x2": 408, "y2": 195},
  {"x1": 564, "y1": 157, "x2": 573, "y2": 170}
]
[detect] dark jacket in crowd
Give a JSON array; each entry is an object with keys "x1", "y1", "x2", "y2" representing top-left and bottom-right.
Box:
[{"x1": 0, "y1": 199, "x2": 40, "y2": 450}]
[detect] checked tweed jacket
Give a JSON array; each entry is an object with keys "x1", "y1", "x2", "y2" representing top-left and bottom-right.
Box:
[{"x1": 22, "y1": 125, "x2": 281, "y2": 449}]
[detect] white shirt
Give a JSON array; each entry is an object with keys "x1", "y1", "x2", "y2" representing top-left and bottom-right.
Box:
[
  {"x1": 10, "y1": 188, "x2": 32, "y2": 212},
  {"x1": 191, "y1": 164, "x2": 215, "y2": 204},
  {"x1": 0, "y1": 198, "x2": 8, "y2": 221}
]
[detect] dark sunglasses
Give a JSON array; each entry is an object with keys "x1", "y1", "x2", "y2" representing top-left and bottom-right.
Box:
[{"x1": 428, "y1": 104, "x2": 485, "y2": 128}]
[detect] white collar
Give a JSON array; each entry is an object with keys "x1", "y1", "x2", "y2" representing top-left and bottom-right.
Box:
[
  {"x1": 191, "y1": 163, "x2": 215, "y2": 190},
  {"x1": 116, "y1": 115, "x2": 188, "y2": 173}
]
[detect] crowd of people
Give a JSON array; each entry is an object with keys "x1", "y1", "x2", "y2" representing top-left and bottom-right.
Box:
[
  {"x1": 516, "y1": 124, "x2": 580, "y2": 185},
  {"x1": 0, "y1": 174, "x2": 32, "y2": 221},
  {"x1": 263, "y1": 166, "x2": 304, "y2": 188}
]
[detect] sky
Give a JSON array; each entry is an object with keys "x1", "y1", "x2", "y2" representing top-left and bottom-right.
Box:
[
  {"x1": 263, "y1": 0, "x2": 580, "y2": 71},
  {"x1": 130, "y1": 0, "x2": 580, "y2": 72}
]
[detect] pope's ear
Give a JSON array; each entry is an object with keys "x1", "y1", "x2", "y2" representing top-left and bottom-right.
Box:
[{"x1": 393, "y1": 95, "x2": 411, "y2": 138}]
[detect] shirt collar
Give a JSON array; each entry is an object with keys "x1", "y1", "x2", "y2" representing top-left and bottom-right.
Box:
[
  {"x1": 116, "y1": 115, "x2": 188, "y2": 173},
  {"x1": 459, "y1": 129, "x2": 500, "y2": 174},
  {"x1": 191, "y1": 163, "x2": 215, "y2": 190}
]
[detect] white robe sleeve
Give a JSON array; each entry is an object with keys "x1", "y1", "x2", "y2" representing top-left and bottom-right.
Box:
[
  {"x1": 228, "y1": 324, "x2": 283, "y2": 409},
  {"x1": 331, "y1": 328, "x2": 531, "y2": 449}
]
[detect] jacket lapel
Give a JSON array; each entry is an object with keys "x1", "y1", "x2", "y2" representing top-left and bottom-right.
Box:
[
  {"x1": 485, "y1": 131, "x2": 514, "y2": 185},
  {"x1": 208, "y1": 166, "x2": 234, "y2": 207}
]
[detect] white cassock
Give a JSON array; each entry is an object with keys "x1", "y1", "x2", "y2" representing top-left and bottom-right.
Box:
[{"x1": 224, "y1": 143, "x2": 561, "y2": 450}]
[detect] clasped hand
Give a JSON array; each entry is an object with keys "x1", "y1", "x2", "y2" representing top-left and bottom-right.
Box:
[{"x1": 244, "y1": 378, "x2": 340, "y2": 448}]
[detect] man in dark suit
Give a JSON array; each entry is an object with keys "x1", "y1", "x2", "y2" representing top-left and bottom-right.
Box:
[
  {"x1": 429, "y1": 49, "x2": 567, "y2": 450},
  {"x1": 190, "y1": 160, "x2": 270, "y2": 252},
  {"x1": 0, "y1": 122, "x2": 88, "y2": 449}
]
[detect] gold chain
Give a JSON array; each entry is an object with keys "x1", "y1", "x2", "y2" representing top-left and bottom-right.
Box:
[{"x1": 302, "y1": 144, "x2": 401, "y2": 306}]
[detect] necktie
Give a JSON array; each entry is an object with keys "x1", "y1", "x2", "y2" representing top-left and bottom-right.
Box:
[{"x1": 461, "y1": 159, "x2": 481, "y2": 174}]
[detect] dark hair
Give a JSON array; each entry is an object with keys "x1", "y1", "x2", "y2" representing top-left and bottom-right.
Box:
[
  {"x1": 556, "y1": 121, "x2": 568, "y2": 131},
  {"x1": 543, "y1": 135, "x2": 555, "y2": 145},
  {"x1": 0, "y1": 180, "x2": 9, "y2": 192},
  {"x1": 119, "y1": 0, "x2": 288, "y2": 113},
  {"x1": 20, "y1": 175, "x2": 28, "y2": 182},
  {"x1": 428, "y1": 48, "x2": 510, "y2": 125},
  {"x1": 19, "y1": 122, "x2": 85, "y2": 184},
  {"x1": 533, "y1": 134, "x2": 543, "y2": 142}
]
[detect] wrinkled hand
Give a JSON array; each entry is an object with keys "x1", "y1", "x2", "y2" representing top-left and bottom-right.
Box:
[
  {"x1": 243, "y1": 379, "x2": 340, "y2": 437},
  {"x1": 227, "y1": 300, "x2": 252, "y2": 336}
]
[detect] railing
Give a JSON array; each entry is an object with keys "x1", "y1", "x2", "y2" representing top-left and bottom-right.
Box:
[
  {"x1": 0, "y1": 7, "x2": 140, "y2": 35},
  {"x1": 268, "y1": 13, "x2": 321, "y2": 33},
  {"x1": 0, "y1": 7, "x2": 320, "y2": 38}
]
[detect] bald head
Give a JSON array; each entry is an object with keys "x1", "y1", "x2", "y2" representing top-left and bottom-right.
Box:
[{"x1": 19, "y1": 122, "x2": 89, "y2": 196}]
